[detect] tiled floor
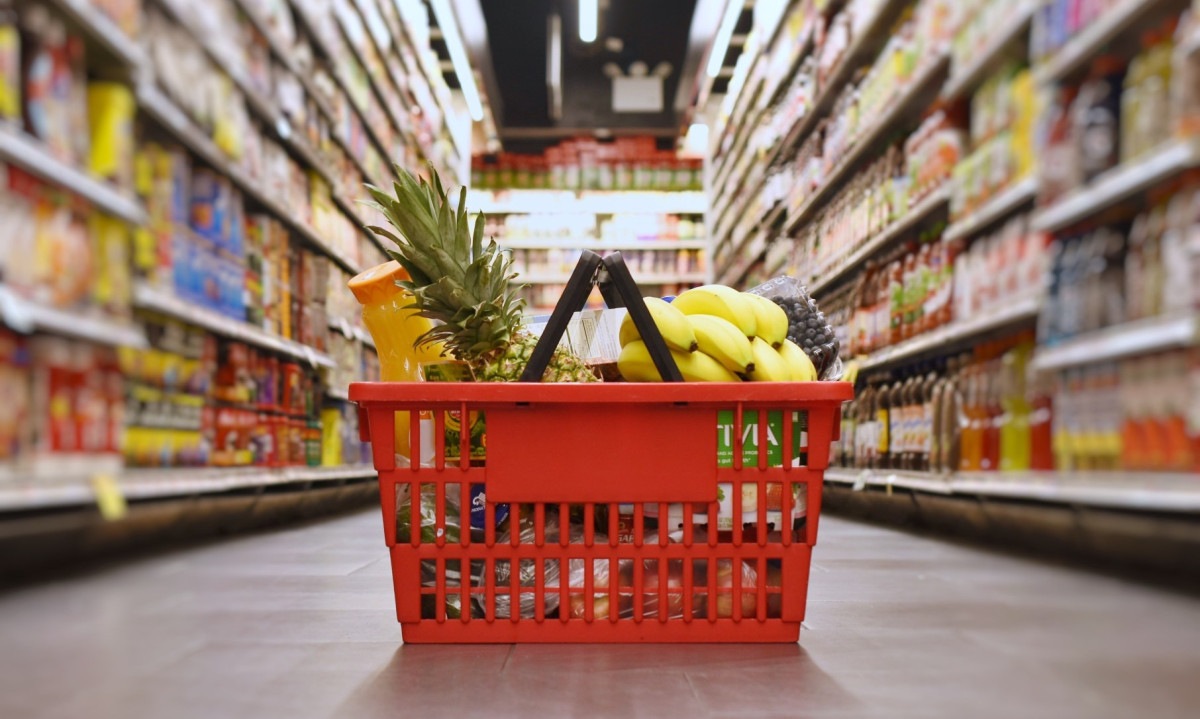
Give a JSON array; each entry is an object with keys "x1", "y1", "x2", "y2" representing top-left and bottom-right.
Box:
[{"x1": 2, "y1": 510, "x2": 1198, "y2": 718}]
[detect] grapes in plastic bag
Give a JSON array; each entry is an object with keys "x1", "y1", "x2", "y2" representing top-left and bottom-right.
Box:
[{"x1": 748, "y1": 276, "x2": 843, "y2": 380}]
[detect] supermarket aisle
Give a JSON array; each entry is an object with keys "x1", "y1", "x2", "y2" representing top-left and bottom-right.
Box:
[{"x1": 2, "y1": 511, "x2": 1198, "y2": 719}]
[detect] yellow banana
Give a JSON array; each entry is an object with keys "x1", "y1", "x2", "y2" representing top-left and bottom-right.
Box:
[
  {"x1": 618, "y1": 340, "x2": 739, "y2": 382},
  {"x1": 745, "y1": 337, "x2": 791, "y2": 381},
  {"x1": 618, "y1": 297, "x2": 698, "y2": 353},
  {"x1": 685, "y1": 314, "x2": 754, "y2": 374},
  {"x1": 778, "y1": 339, "x2": 817, "y2": 381},
  {"x1": 741, "y1": 292, "x2": 789, "y2": 348},
  {"x1": 671, "y1": 285, "x2": 758, "y2": 339}
]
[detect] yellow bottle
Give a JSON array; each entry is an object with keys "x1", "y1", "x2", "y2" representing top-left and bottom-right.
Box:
[{"x1": 349, "y1": 261, "x2": 444, "y2": 459}]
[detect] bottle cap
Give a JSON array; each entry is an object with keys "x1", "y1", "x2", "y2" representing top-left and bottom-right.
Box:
[{"x1": 349, "y1": 261, "x2": 411, "y2": 306}]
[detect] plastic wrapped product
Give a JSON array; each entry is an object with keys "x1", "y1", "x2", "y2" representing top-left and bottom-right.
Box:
[
  {"x1": 748, "y1": 276, "x2": 843, "y2": 380},
  {"x1": 396, "y1": 483, "x2": 485, "y2": 619},
  {"x1": 692, "y1": 558, "x2": 779, "y2": 620},
  {"x1": 491, "y1": 510, "x2": 562, "y2": 619}
]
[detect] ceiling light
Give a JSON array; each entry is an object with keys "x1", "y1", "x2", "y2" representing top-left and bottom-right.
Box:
[
  {"x1": 579, "y1": 0, "x2": 598, "y2": 43},
  {"x1": 705, "y1": 0, "x2": 742, "y2": 78},
  {"x1": 430, "y1": 0, "x2": 483, "y2": 121}
]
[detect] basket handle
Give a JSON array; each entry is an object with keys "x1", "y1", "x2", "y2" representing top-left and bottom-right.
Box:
[{"x1": 519, "y1": 250, "x2": 682, "y2": 382}]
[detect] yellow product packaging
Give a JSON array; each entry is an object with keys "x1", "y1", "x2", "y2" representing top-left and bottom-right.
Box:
[
  {"x1": 348, "y1": 261, "x2": 443, "y2": 462},
  {"x1": 87, "y1": 83, "x2": 135, "y2": 189},
  {"x1": 421, "y1": 361, "x2": 485, "y2": 463},
  {"x1": 0, "y1": 21, "x2": 19, "y2": 121},
  {"x1": 321, "y1": 407, "x2": 343, "y2": 467}
]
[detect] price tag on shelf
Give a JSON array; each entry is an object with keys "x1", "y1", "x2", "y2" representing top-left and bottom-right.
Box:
[
  {"x1": 302, "y1": 345, "x2": 318, "y2": 369},
  {"x1": 90, "y1": 474, "x2": 127, "y2": 521},
  {"x1": 339, "y1": 318, "x2": 353, "y2": 339}
]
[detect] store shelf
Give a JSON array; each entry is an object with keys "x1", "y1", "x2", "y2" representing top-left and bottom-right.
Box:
[
  {"x1": 786, "y1": 52, "x2": 951, "y2": 234},
  {"x1": 325, "y1": 385, "x2": 351, "y2": 401},
  {"x1": 808, "y1": 186, "x2": 952, "y2": 298},
  {"x1": 46, "y1": 0, "x2": 144, "y2": 67},
  {"x1": 824, "y1": 468, "x2": 954, "y2": 495},
  {"x1": 286, "y1": 1, "x2": 401, "y2": 173},
  {"x1": 1032, "y1": 313, "x2": 1200, "y2": 371},
  {"x1": 943, "y1": 176, "x2": 1038, "y2": 242},
  {"x1": 473, "y1": 191, "x2": 706, "y2": 215},
  {"x1": 0, "y1": 285, "x2": 148, "y2": 348},
  {"x1": 518, "y1": 272, "x2": 708, "y2": 285},
  {"x1": 717, "y1": 229, "x2": 769, "y2": 287},
  {"x1": 0, "y1": 465, "x2": 377, "y2": 511},
  {"x1": 155, "y1": 0, "x2": 341, "y2": 190},
  {"x1": 133, "y1": 282, "x2": 336, "y2": 369},
  {"x1": 136, "y1": 84, "x2": 362, "y2": 275},
  {"x1": 370, "y1": 0, "x2": 463, "y2": 161},
  {"x1": 827, "y1": 467, "x2": 1200, "y2": 512},
  {"x1": 941, "y1": 0, "x2": 1035, "y2": 101},
  {"x1": 0, "y1": 126, "x2": 146, "y2": 226},
  {"x1": 859, "y1": 293, "x2": 1041, "y2": 371},
  {"x1": 770, "y1": 0, "x2": 907, "y2": 171},
  {"x1": 500, "y1": 239, "x2": 709, "y2": 251},
  {"x1": 1033, "y1": 0, "x2": 1170, "y2": 85},
  {"x1": 1031, "y1": 139, "x2": 1200, "y2": 232}
]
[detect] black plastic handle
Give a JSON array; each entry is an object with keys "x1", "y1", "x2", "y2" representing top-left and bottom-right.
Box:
[{"x1": 520, "y1": 251, "x2": 682, "y2": 382}]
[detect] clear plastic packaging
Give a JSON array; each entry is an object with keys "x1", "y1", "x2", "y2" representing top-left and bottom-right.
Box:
[
  {"x1": 492, "y1": 511, "x2": 562, "y2": 619},
  {"x1": 748, "y1": 276, "x2": 844, "y2": 380}
]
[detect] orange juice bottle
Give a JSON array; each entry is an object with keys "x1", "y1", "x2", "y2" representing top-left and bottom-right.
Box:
[{"x1": 349, "y1": 261, "x2": 444, "y2": 461}]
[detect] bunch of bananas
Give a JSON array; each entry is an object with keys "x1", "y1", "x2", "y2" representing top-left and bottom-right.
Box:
[{"x1": 617, "y1": 286, "x2": 818, "y2": 382}]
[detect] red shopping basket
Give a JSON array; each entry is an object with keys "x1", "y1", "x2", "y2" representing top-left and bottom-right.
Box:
[{"x1": 349, "y1": 252, "x2": 852, "y2": 643}]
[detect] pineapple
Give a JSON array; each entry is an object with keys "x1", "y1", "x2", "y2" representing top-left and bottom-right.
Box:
[{"x1": 365, "y1": 164, "x2": 598, "y2": 382}]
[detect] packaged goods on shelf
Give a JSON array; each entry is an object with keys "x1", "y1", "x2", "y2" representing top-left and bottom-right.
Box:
[
  {"x1": 1031, "y1": 0, "x2": 1127, "y2": 64},
  {"x1": 1039, "y1": 13, "x2": 1189, "y2": 206},
  {"x1": 0, "y1": 164, "x2": 134, "y2": 319},
  {"x1": 472, "y1": 136, "x2": 702, "y2": 192},
  {"x1": 17, "y1": 4, "x2": 89, "y2": 167},
  {"x1": 953, "y1": 66, "x2": 1039, "y2": 217},
  {"x1": 836, "y1": 332, "x2": 1047, "y2": 474},
  {"x1": 0, "y1": 329, "x2": 31, "y2": 474},
  {"x1": 1040, "y1": 179, "x2": 1200, "y2": 345}
]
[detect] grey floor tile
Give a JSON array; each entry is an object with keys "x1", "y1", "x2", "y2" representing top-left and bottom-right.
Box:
[{"x1": 1, "y1": 510, "x2": 1199, "y2": 719}]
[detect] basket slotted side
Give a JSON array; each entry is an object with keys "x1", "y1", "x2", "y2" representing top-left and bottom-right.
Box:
[{"x1": 350, "y1": 381, "x2": 852, "y2": 643}]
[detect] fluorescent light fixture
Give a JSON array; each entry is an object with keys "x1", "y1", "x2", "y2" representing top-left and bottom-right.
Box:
[
  {"x1": 548, "y1": 14, "x2": 563, "y2": 120},
  {"x1": 579, "y1": 0, "x2": 598, "y2": 42},
  {"x1": 431, "y1": 0, "x2": 484, "y2": 121},
  {"x1": 705, "y1": 0, "x2": 742, "y2": 78}
]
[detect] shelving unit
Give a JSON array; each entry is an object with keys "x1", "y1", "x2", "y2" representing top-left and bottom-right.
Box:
[
  {"x1": 1032, "y1": 313, "x2": 1200, "y2": 371},
  {"x1": 713, "y1": 0, "x2": 1200, "y2": 515},
  {"x1": 0, "y1": 285, "x2": 147, "y2": 349},
  {"x1": 0, "y1": 465, "x2": 376, "y2": 511},
  {"x1": 1032, "y1": 0, "x2": 1173, "y2": 84},
  {"x1": 0, "y1": 0, "x2": 473, "y2": 519},
  {"x1": 133, "y1": 283, "x2": 336, "y2": 369},
  {"x1": 859, "y1": 294, "x2": 1041, "y2": 371},
  {"x1": 0, "y1": 126, "x2": 146, "y2": 226},
  {"x1": 501, "y1": 239, "x2": 709, "y2": 251},
  {"x1": 941, "y1": 0, "x2": 1036, "y2": 102},
  {"x1": 474, "y1": 190, "x2": 707, "y2": 215},
  {"x1": 807, "y1": 186, "x2": 952, "y2": 297},
  {"x1": 784, "y1": 52, "x2": 951, "y2": 234},
  {"x1": 1032, "y1": 138, "x2": 1200, "y2": 232},
  {"x1": 942, "y1": 177, "x2": 1038, "y2": 242},
  {"x1": 826, "y1": 468, "x2": 1200, "y2": 513}
]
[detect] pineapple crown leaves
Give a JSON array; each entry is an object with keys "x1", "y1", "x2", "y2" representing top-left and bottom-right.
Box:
[{"x1": 363, "y1": 163, "x2": 528, "y2": 360}]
